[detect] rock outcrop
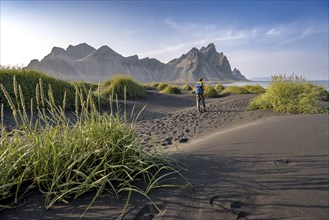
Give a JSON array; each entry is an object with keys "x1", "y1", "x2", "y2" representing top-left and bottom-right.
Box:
[{"x1": 26, "y1": 43, "x2": 246, "y2": 82}]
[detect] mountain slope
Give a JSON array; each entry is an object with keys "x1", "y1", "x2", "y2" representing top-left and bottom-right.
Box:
[{"x1": 26, "y1": 43, "x2": 246, "y2": 82}]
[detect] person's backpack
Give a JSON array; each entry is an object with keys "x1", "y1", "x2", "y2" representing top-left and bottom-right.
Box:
[{"x1": 195, "y1": 83, "x2": 203, "y2": 95}]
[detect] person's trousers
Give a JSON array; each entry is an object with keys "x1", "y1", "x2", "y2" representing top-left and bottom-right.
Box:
[{"x1": 196, "y1": 94, "x2": 206, "y2": 111}]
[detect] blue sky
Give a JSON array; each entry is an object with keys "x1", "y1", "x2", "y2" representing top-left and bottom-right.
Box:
[{"x1": 1, "y1": 0, "x2": 328, "y2": 80}]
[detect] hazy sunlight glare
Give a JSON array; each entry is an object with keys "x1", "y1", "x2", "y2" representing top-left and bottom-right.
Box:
[{"x1": 1, "y1": 20, "x2": 49, "y2": 66}]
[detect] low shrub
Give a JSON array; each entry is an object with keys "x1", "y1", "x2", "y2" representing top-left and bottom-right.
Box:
[
  {"x1": 214, "y1": 84, "x2": 225, "y2": 93},
  {"x1": 182, "y1": 84, "x2": 192, "y2": 90},
  {"x1": 157, "y1": 83, "x2": 168, "y2": 91},
  {"x1": 221, "y1": 86, "x2": 249, "y2": 95},
  {"x1": 204, "y1": 85, "x2": 218, "y2": 98},
  {"x1": 160, "y1": 85, "x2": 182, "y2": 94},
  {"x1": 242, "y1": 84, "x2": 266, "y2": 93},
  {"x1": 100, "y1": 74, "x2": 146, "y2": 99},
  {"x1": 248, "y1": 74, "x2": 327, "y2": 113},
  {"x1": 149, "y1": 82, "x2": 160, "y2": 88}
]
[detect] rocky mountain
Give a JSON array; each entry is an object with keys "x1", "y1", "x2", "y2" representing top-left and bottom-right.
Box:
[{"x1": 26, "y1": 43, "x2": 246, "y2": 82}]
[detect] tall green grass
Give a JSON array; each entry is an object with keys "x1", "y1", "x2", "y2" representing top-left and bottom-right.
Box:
[
  {"x1": 160, "y1": 85, "x2": 182, "y2": 94},
  {"x1": 248, "y1": 74, "x2": 327, "y2": 113},
  {"x1": 157, "y1": 83, "x2": 169, "y2": 91},
  {"x1": 146, "y1": 82, "x2": 160, "y2": 88},
  {"x1": 221, "y1": 86, "x2": 249, "y2": 95},
  {"x1": 204, "y1": 85, "x2": 218, "y2": 98},
  {"x1": 0, "y1": 67, "x2": 76, "y2": 109},
  {"x1": 242, "y1": 84, "x2": 266, "y2": 93},
  {"x1": 221, "y1": 85, "x2": 265, "y2": 95},
  {"x1": 0, "y1": 78, "x2": 187, "y2": 216},
  {"x1": 214, "y1": 84, "x2": 225, "y2": 93},
  {"x1": 100, "y1": 74, "x2": 146, "y2": 99},
  {"x1": 181, "y1": 84, "x2": 192, "y2": 90}
]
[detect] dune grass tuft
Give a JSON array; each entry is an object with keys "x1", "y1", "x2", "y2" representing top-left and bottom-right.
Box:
[
  {"x1": 182, "y1": 84, "x2": 192, "y2": 90},
  {"x1": 204, "y1": 85, "x2": 218, "y2": 98},
  {"x1": 214, "y1": 84, "x2": 225, "y2": 93},
  {"x1": 221, "y1": 86, "x2": 249, "y2": 95},
  {"x1": 160, "y1": 85, "x2": 182, "y2": 94},
  {"x1": 0, "y1": 77, "x2": 187, "y2": 216},
  {"x1": 0, "y1": 67, "x2": 77, "y2": 110},
  {"x1": 148, "y1": 82, "x2": 160, "y2": 88},
  {"x1": 100, "y1": 74, "x2": 146, "y2": 99},
  {"x1": 157, "y1": 83, "x2": 169, "y2": 91},
  {"x1": 242, "y1": 84, "x2": 266, "y2": 93},
  {"x1": 248, "y1": 74, "x2": 327, "y2": 113}
]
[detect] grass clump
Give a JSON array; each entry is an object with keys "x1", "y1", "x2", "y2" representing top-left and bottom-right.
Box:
[
  {"x1": 242, "y1": 84, "x2": 266, "y2": 93},
  {"x1": 204, "y1": 85, "x2": 218, "y2": 98},
  {"x1": 221, "y1": 85, "x2": 249, "y2": 95},
  {"x1": 214, "y1": 84, "x2": 225, "y2": 93},
  {"x1": 148, "y1": 82, "x2": 160, "y2": 88},
  {"x1": 0, "y1": 79, "x2": 187, "y2": 216},
  {"x1": 157, "y1": 83, "x2": 168, "y2": 91},
  {"x1": 182, "y1": 84, "x2": 192, "y2": 90},
  {"x1": 248, "y1": 74, "x2": 327, "y2": 113},
  {"x1": 0, "y1": 67, "x2": 77, "y2": 109},
  {"x1": 100, "y1": 74, "x2": 146, "y2": 99},
  {"x1": 160, "y1": 85, "x2": 182, "y2": 94}
]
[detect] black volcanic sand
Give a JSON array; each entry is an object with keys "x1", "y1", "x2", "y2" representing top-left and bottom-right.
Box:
[{"x1": 1, "y1": 90, "x2": 328, "y2": 220}]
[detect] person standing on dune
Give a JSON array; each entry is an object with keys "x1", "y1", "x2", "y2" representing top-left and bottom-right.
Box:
[{"x1": 195, "y1": 78, "x2": 206, "y2": 112}]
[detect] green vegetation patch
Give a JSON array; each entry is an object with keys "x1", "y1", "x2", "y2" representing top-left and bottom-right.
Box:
[
  {"x1": 182, "y1": 84, "x2": 192, "y2": 90},
  {"x1": 0, "y1": 80, "x2": 187, "y2": 216},
  {"x1": 248, "y1": 74, "x2": 327, "y2": 113},
  {"x1": 147, "y1": 82, "x2": 160, "y2": 88},
  {"x1": 214, "y1": 84, "x2": 225, "y2": 93},
  {"x1": 204, "y1": 85, "x2": 218, "y2": 98},
  {"x1": 0, "y1": 68, "x2": 76, "y2": 109},
  {"x1": 242, "y1": 84, "x2": 266, "y2": 93},
  {"x1": 157, "y1": 83, "x2": 169, "y2": 91},
  {"x1": 160, "y1": 85, "x2": 182, "y2": 94},
  {"x1": 221, "y1": 85, "x2": 249, "y2": 95},
  {"x1": 100, "y1": 74, "x2": 146, "y2": 99}
]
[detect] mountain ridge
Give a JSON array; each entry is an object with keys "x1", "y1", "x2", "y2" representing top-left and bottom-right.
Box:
[{"x1": 26, "y1": 43, "x2": 246, "y2": 82}]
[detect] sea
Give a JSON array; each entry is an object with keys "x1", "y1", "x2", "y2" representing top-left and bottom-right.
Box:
[{"x1": 218, "y1": 80, "x2": 329, "y2": 91}]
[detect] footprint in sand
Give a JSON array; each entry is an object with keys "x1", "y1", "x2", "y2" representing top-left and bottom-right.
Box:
[
  {"x1": 274, "y1": 158, "x2": 296, "y2": 172},
  {"x1": 274, "y1": 158, "x2": 290, "y2": 165},
  {"x1": 210, "y1": 194, "x2": 255, "y2": 219}
]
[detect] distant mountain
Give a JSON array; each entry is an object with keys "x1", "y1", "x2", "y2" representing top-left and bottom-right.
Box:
[
  {"x1": 26, "y1": 43, "x2": 246, "y2": 82},
  {"x1": 166, "y1": 43, "x2": 245, "y2": 81}
]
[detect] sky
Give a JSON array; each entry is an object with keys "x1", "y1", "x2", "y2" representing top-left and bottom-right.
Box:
[{"x1": 0, "y1": 0, "x2": 328, "y2": 80}]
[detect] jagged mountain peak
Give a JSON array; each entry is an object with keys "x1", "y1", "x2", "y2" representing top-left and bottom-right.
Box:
[
  {"x1": 185, "y1": 47, "x2": 200, "y2": 59},
  {"x1": 45, "y1": 46, "x2": 72, "y2": 61},
  {"x1": 200, "y1": 43, "x2": 217, "y2": 57},
  {"x1": 200, "y1": 43, "x2": 216, "y2": 51},
  {"x1": 66, "y1": 43, "x2": 96, "y2": 59},
  {"x1": 67, "y1": 43, "x2": 92, "y2": 50},
  {"x1": 94, "y1": 45, "x2": 121, "y2": 57},
  {"x1": 26, "y1": 43, "x2": 246, "y2": 82},
  {"x1": 50, "y1": 46, "x2": 66, "y2": 54}
]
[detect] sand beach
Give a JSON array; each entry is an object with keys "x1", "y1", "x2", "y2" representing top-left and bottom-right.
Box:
[{"x1": 1, "y1": 89, "x2": 328, "y2": 220}]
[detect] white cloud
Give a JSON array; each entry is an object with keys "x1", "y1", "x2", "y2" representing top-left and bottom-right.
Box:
[
  {"x1": 266, "y1": 28, "x2": 282, "y2": 35},
  {"x1": 164, "y1": 16, "x2": 198, "y2": 32}
]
